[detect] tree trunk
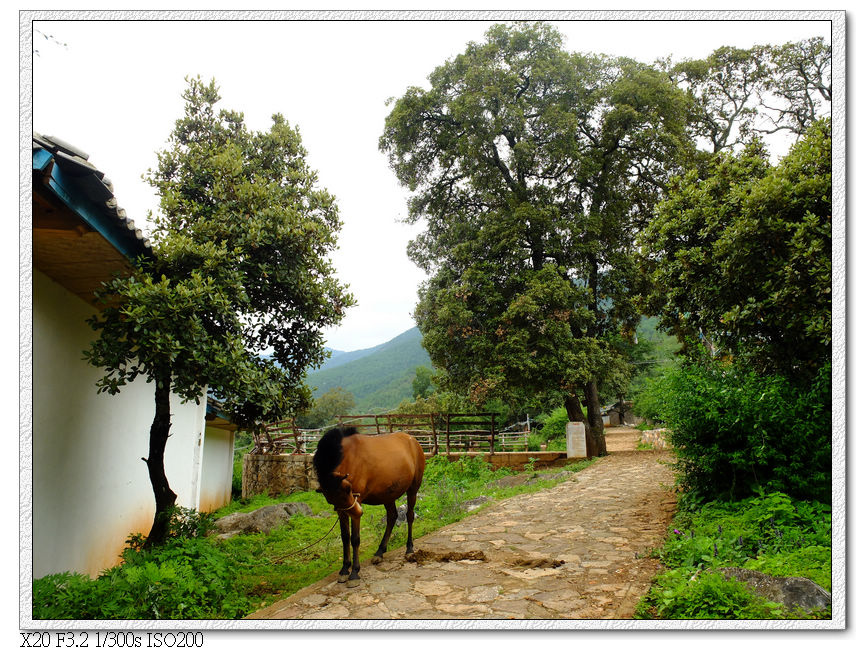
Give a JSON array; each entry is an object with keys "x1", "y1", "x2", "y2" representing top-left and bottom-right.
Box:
[
  {"x1": 143, "y1": 373, "x2": 178, "y2": 548},
  {"x1": 583, "y1": 381, "x2": 607, "y2": 457},
  {"x1": 564, "y1": 393, "x2": 586, "y2": 423}
]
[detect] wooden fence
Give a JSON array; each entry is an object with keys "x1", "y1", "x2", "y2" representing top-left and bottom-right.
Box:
[{"x1": 252, "y1": 413, "x2": 530, "y2": 455}]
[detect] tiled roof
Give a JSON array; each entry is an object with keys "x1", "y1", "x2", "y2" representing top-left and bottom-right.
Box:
[{"x1": 33, "y1": 132, "x2": 152, "y2": 255}]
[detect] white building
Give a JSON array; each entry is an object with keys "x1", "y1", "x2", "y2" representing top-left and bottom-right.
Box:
[{"x1": 30, "y1": 134, "x2": 236, "y2": 579}]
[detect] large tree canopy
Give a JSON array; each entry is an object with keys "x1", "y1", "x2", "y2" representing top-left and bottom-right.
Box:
[
  {"x1": 638, "y1": 118, "x2": 831, "y2": 378},
  {"x1": 380, "y1": 22, "x2": 690, "y2": 455},
  {"x1": 86, "y1": 77, "x2": 353, "y2": 544}
]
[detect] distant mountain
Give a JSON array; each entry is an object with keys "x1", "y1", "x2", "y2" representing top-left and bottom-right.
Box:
[
  {"x1": 305, "y1": 327, "x2": 432, "y2": 413},
  {"x1": 313, "y1": 338, "x2": 394, "y2": 373}
]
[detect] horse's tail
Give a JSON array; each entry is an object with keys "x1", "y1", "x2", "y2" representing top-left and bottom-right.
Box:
[{"x1": 313, "y1": 426, "x2": 359, "y2": 491}]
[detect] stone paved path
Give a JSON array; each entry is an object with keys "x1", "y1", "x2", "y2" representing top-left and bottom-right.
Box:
[{"x1": 247, "y1": 427, "x2": 676, "y2": 620}]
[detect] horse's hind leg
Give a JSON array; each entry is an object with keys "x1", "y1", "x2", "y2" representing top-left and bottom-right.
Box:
[
  {"x1": 372, "y1": 502, "x2": 397, "y2": 564},
  {"x1": 405, "y1": 488, "x2": 418, "y2": 556}
]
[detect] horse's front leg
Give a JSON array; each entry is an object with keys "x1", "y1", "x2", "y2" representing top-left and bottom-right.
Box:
[
  {"x1": 337, "y1": 512, "x2": 351, "y2": 583},
  {"x1": 372, "y1": 502, "x2": 397, "y2": 564},
  {"x1": 348, "y1": 513, "x2": 361, "y2": 587}
]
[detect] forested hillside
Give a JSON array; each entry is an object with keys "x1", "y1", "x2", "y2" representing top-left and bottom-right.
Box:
[{"x1": 305, "y1": 327, "x2": 432, "y2": 412}]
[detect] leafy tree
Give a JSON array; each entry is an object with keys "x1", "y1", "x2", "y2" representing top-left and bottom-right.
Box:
[
  {"x1": 393, "y1": 391, "x2": 465, "y2": 417},
  {"x1": 626, "y1": 316, "x2": 680, "y2": 398},
  {"x1": 411, "y1": 365, "x2": 436, "y2": 400},
  {"x1": 380, "y1": 22, "x2": 689, "y2": 455},
  {"x1": 638, "y1": 118, "x2": 830, "y2": 378},
  {"x1": 85, "y1": 77, "x2": 353, "y2": 546},
  {"x1": 665, "y1": 38, "x2": 830, "y2": 156},
  {"x1": 295, "y1": 386, "x2": 356, "y2": 429},
  {"x1": 759, "y1": 38, "x2": 831, "y2": 136},
  {"x1": 666, "y1": 45, "x2": 770, "y2": 155}
]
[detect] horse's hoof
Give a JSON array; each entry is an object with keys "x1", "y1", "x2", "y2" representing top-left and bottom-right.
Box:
[
  {"x1": 338, "y1": 574, "x2": 348, "y2": 583},
  {"x1": 347, "y1": 577, "x2": 361, "y2": 588},
  {"x1": 371, "y1": 555, "x2": 383, "y2": 565}
]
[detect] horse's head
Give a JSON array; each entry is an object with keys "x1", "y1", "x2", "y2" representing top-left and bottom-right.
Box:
[{"x1": 328, "y1": 473, "x2": 363, "y2": 518}]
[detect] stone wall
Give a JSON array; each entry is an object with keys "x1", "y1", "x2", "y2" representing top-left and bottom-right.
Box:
[
  {"x1": 640, "y1": 428, "x2": 669, "y2": 450},
  {"x1": 436, "y1": 451, "x2": 567, "y2": 471},
  {"x1": 242, "y1": 451, "x2": 570, "y2": 498},
  {"x1": 242, "y1": 454, "x2": 320, "y2": 499}
]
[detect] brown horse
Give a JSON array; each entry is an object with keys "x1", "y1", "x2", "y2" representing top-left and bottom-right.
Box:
[{"x1": 313, "y1": 426, "x2": 425, "y2": 587}]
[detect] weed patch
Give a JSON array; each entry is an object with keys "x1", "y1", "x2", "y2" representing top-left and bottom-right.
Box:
[{"x1": 635, "y1": 492, "x2": 831, "y2": 620}]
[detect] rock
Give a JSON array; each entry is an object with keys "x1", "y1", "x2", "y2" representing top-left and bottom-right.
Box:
[
  {"x1": 378, "y1": 504, "x2": 421, "y2": 527},
  {"x1": 716, "y1": 568, "x2": 831, "y2": 613},
  {"x1": 488, "y1": 474, "x2": 528, "y2": 489},
  {"x1": 211, "y1": 502, "x2": 313, "y2": 539},
  {"x1": 488, "y1": 471, "x2": 572, "y2": 490},
  {"x1": 543, "y1": 471, "x2": 572, "y2": 482},
  {"x1": 462, "y1": 496, "x2": 491, "y2": 511}
]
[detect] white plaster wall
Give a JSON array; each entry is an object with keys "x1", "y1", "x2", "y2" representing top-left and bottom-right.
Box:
[
  {"x1": 198, "y1": 425, "x2": 235, "y2": 512},
  {"x1": 32, "y1": 270, "x2": 207, "y2": 578}
]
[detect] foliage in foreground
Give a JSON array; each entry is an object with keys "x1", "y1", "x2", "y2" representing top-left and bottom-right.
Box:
[
  {"x1": 33, "y1": 456, "x2": 593, "y2": 620},
  {"x1": 634, "y1": 492, "x2": 831, "y2": 620}
]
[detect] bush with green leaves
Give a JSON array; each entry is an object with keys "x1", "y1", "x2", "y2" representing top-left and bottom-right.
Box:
[
  {"x1": 34, "y1": 506, "x2": 249, "y2": 619},
  {"x1": 635, "y1": 568, "x2": 788, "y2": 619},
  {"x1": 535, "y1": 407, "x2": 570, "y2": 442},
  {"x1": 632, "y1": 367, "x2": 678, "y2": 424},
  {"x1": 421, "y1": 454, "x2": 511, "y2": 490},
  {"x1": 33, "y1": 537, "x2": 254, "y2": 620},
  {"x1": 661, "y1": 493, "x2": 831, "y2": 584},
  {"x1": 634, "y1": 359, "x2": 830, "y2": 503},
  {"x1": 636, "y1": 492, "x2": 831, "y2": 619}
]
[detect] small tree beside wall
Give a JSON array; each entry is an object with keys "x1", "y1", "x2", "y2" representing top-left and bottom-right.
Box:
[{"x1": 86, "y1": 77, "x2": 353, "y2": 547}]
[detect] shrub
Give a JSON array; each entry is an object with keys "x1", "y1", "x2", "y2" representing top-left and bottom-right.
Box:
[
  {"x1": 421, "y1": 454, "x2": 510, "y2": 490},
  {"x1": 639, "y1": 360, "x2": 831, "y2": 503},
  {"x1": 34, "y1": 507, "x2": 249, "y2": 619},
  {"x1": 632, "y1": 369, "x2": 677, "y2": 424},
  {"x1": 635, "y1": 568, "x2": 786, "y2": 619},
  {"x1": 125, "y1": 506, "x2": 216, "y2": 551},
  {"x1": 660, "y1": 493, "x2": 831, "y2": 583},
  {"x1": 536, "y1": 407, "x2": 570, "y2": 442},
  {"x1": 527, "y1": 432, "x2": 544, "y2": 451},
  {"x1": 33, "y1": 538, "x2": 254, "y2": 619}
]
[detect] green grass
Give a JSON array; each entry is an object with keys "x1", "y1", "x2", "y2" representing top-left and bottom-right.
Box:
[
  {"x1": 33, "y1": 455, "x2": 594, "y2": 620},
  {"x1": 634, "y1": 492, "x2": 831, "y2": 620}
]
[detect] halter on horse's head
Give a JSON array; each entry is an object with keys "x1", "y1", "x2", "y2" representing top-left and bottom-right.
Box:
[{"x1": 331, "y1": 473, "x2": 363, "y2": 517}]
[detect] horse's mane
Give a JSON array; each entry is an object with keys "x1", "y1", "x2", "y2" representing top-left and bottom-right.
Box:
[{"x1": 313, "y1": 426, "x2": 359, "y2": 492}]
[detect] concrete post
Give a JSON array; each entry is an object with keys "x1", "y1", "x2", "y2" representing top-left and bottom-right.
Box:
[{"x1": 566, "y1": 422, "x2": 587, "y2": 458}]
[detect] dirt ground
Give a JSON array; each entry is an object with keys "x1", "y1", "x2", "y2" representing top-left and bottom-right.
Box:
[{"x1": 248, "y1": 426, "x2": 677, "y2": 621}]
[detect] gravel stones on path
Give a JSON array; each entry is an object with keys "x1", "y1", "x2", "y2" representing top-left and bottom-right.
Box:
[{"x1": 247, "y1": 427, "x2": 676, "y2": 621}]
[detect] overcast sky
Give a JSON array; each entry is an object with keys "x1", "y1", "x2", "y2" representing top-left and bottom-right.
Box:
[{"x1": 30, "y1": 13, "x2": 832, "y2": 352}]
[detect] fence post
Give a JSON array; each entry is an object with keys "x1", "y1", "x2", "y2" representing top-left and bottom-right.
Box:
[
  {"x1": 490, "y1": 413, "x2": 496, "y2": 455},
  {"x1": 430, "y1": 413, "x2": 438, "y2": 456}
]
